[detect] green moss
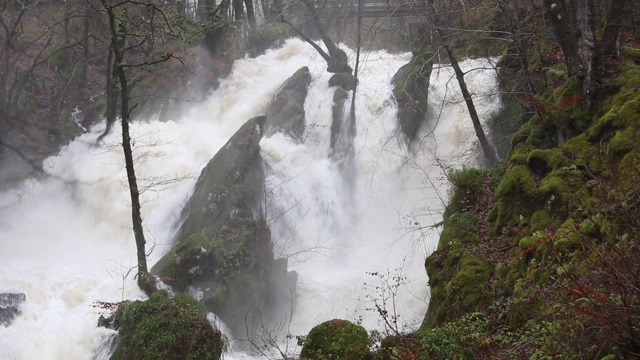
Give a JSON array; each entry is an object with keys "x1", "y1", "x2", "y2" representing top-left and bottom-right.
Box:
[
  {"x1": 420, "y1": 24, "x2": 640, "y2": 359},
  {"x1": 420, "y1": 313, "x2": 490, "y2": 359},
  {"x1": 425, "y1": 248, "x2": 492, "y2": 327},
  {"x1": 300, "y1": 319, "x2": 371, "y2": 360},
  {"x1": 151, "y1": 234, "x2": 213, "y2": 289},
  {"x1": 552, "y1": 220, "x2": 580, "y2": 253},
  {"x1": 546, "y1": 66, "x2": 566, "y2": 83},
  {"x1": 527, "y1": 149, "x2": 566, "y2": 174},
  {"x1": 111, "y1": 291, "x2": 224, "y2": 360},
  {"x1": 618, "y1": 149, "x2": 640, "y2": 191},
  {"x1": 621, "y1": 46, "x2": 640, "y2": 59},
  {"x1": 508, "y1": 149, "x2": 529, "y2": 165},
  {"x1": 518, "y1": 237, "x2": 534, "y2": 249},
  {"x1": 530, "y1": 210, "x2": 554, "y2": 233},
  {"x1": 496, "y1": 165, "x2": 537, "y2": 199}
]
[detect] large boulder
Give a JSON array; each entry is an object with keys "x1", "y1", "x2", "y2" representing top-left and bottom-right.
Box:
[
  {"x1": 391, "y1": 51, "x2": 434, "y2": 143},
  {"x1": 328, "y1": 72, "x2": 357, "y2": 92},
  {"x1": 110, "y1": 291, "x2": 224, "y2": 360},
  {"x1": 0, "y1": 293, "x2": 26, "y2": 326},
  {"x1": 152, "y1": 116, "x2": 296, "y2": 340},
  {"x1": 300, "y1": 319, "x2": 372, "y2": 360},
  {"x1": 264, "y1": 66, "x2": 311, "y2": 140}
]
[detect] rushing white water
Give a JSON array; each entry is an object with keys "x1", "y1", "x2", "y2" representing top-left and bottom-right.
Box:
[{"x1": 0, "y1": 38, "x2": 499, "y2": 359}]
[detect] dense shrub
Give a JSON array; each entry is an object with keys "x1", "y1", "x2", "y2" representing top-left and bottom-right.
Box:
[{"x1": 300, "y1": 319, "x2": 372, "y2": 360}]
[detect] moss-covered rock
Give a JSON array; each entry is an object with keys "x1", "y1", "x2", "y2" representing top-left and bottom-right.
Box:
[
  {"x1": 300, "y1": 319, "x2": 372, "y2": 360},
  {"x1": 264, "y1": 66, "x2": 311, "y2": 140},
  {"x1": 110, "y1": 291, "x2": 223, "y2": 360},
  {"x1": 391, "y1": 51, "x2": 434, "y2": 143}
]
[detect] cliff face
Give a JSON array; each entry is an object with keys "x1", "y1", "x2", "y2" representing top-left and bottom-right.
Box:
[{"x1": 420, "y1": 55, "x2": 640, "y2": 358}]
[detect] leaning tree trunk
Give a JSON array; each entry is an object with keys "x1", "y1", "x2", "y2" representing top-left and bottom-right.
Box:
[
  {"x1": 430, "y1": 0, "x2": 498, "y2": 165},
  {"x1": 444, "y1": 44, "x2": 499, "y2": 165},
  {"x1": 299, "y1": 0, "x2": 352, "y2": 73}
]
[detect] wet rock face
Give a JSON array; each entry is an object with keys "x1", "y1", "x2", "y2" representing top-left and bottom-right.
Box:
[
  {"x1": 327, "y1": 49, "x2": 353, "y2": 74},
  {"x1": 152, "y1": 66, "x2": 316, "y2": 341},
  {"x1": 264, "y1": 66, "x2": 311, "y2": 141},
  {"x1": 328, "y1": 72, "x2": 357, "y2": 92},
  {"x1": 391, "y1": 51, "x2": 434, "y2": 143},
  {"x1": 0, "y1": 293, "x2": 26, "y2": 326},
  {"x1": 152, "y1": 116, "x2": 296, "y2": 341}
]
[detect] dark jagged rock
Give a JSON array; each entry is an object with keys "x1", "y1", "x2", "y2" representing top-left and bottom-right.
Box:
[
  {"x1": 247, "y1": 23, "x2": 296, "y2": 58},
  {"x1": 152, "y1": 116, "x2": 296, "y2": 341},
  {"x1": 0, "y1": 293, "x2": 26, "y2": 326},
  {"x1": 391, "y1": 51, "x2": 434, "y2": 143},
  {"x1": 264, "y1": 66, "x2": 311, "y2": 140},
  {"x1": 327, "y1": 48, "x2": 353, "y2": 74},
  {"x1": 328, "y1": 72, "x2": 357, "y2": 92}
]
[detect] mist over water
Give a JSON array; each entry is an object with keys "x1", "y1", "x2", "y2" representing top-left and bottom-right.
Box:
[{"x1": 0, "y1": 39, "x2": 499, "y2": 359}]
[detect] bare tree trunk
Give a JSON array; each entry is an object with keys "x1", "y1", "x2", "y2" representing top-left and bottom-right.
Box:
[
  {"x1": 244, "y1": 0, "x2": 257, "y2": 31},
  {"x1": 98, "y1": 48, "x2": 118, "y2": 143},
  {"x1": 298, "y1": 0, "x2": 352, "y2": 73},
  {"x1": 233, "y1": 0, "x2": 245, "y2": 21},
  {"x1": 428, "y1": 0, "x2": 498, "y2": 164},
  {"x1": 575, "y1": 0, "x2": 596, "y2": 106},
  {"x1": 496, "y1": 0, "x2": 537, "y2": 97},
  {"x1": 543, "y1": 0, "x2": 578, "y2": 76},
  {"x1": 102, "y1": 1, "x2": 155, "y2": 295},
  {"x1": 79, "y1": 0, "x2": 91, "y2": 96},
  {"x1": 602, "y1": 0, "x2": 627, "y2": 59}
]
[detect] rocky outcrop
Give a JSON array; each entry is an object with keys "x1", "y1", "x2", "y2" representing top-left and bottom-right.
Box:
[
  {"x1": 326, "y1": 48, "x2": 353, "y2": 74},
  {"x1": 328, "y1": 72, "x2": 357, "y2": 92},
  {"x1": 152, "y1": 116, "x2": 296, "y2": 340},
  {"x1": 109, "y1": 291, "x2": 224, "y2": 360},
  {"x1": 391, "y1": 51, "x2": 434, "y2": 143},
  {"x1": 264, "y1": 66, "x2": 311, "y2": 140},
  {"x1": 0, "y1": 293, "x2": 26, "y2": 326}
]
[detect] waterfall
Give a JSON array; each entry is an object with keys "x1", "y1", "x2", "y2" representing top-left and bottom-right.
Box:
[{"x1": 0, "y1": 38, "x2": 499, "y2": 359}]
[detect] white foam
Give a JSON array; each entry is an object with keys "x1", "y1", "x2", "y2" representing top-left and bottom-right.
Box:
[{"x1": 0, "y1": 39, "x2": 500, "y2": 359}]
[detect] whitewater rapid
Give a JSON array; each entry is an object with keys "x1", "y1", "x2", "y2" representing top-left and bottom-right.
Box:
[{"x1": 0, "y1": 39, "x2": 499, "y2": 359}]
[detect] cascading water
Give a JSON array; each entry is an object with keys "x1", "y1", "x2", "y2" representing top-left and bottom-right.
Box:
[{"x1": 0, "y1": 38, "x2": 499, "y2": 359}]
